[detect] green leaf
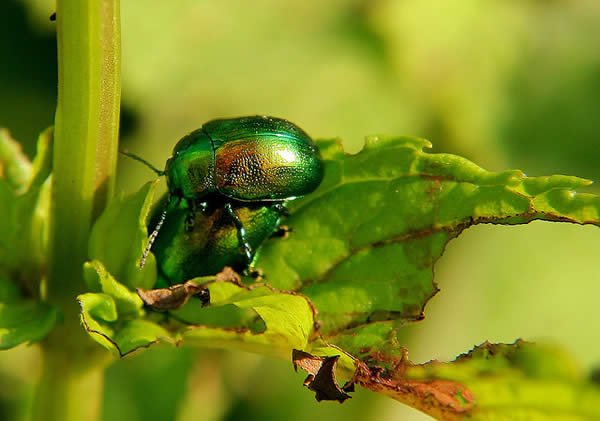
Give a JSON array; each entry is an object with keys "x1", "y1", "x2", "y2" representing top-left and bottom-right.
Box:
[
  {"x1": 83, "y1": 260, "x2": 144, "y2": 317},
  {"x1": 84, "y1": 137, "x2": 600, "y2": 358},
  {"x1": 88, "y1": 180, "x2": 160, "y2": 290},
  {"x1": 389, "y1": 341, "x2": 600, "y2": 420},
  {"x1": 0, "y1": 128, "x2": 32, "y2": 193},
  {"x1": 0, "y1": 278, "x2": 58, "y2": 350},
  {"x1": 0, "y1": 129, "x2": 55, "y2": 349},
  {"x1": 79, "y1": 267, "x2": 316, "y2": 359},
  {"x1": 255, "y1": 137, "x2": 600, "y2": 351},
  {"x1": 78, "y1": 261, "x2": 168, "y2": 356},
  {"x1": 0, "y1": 128, "x2": 53, "y2": 294},
  {"x1": 179, "y1": 281, "x2": 316, "y2": 359},
  {"x1": 80, "y1": 136, "x2": 600, "y2": 418}
]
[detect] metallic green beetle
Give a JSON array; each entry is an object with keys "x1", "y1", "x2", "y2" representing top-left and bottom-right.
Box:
[
  {"x1": 150, "y1": 193, "x2": 283, "y2": 285},
  {"x1": 165, "y1": 115, "x2": 324, "y2": 204},
  {"x1": 134, "y1": 116, "x2": 324, "y2": 281}
]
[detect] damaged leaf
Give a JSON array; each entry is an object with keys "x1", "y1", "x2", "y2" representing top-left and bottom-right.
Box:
[
  {"x1": 79, "y1": 259, "x2": 316, "y2": 359},
  {"x1": 85, "y1": 137, "x2": 600, "y2": 361},
  {"x1": 292, "y1": 349, "x2": 353, "y2": 403},
  {"x1": 79, "y1": 260, "x2": 168, "y2": 356},
  {"x1": 82, "y1": 136, "x2": 600, "y2": 418},
  {"x1": 295, "y1": 341, "x2": 600, "y2": 420},
  {"x1": 180, "y1": 281, "x2": 316, "y2": 359},
  {"x1": 255, "y1": 137, "x2": 600, "y2": 354},
  {"x1": 352, "y1": 360, "x2": 473, "y2": 420},
  {"x1": 396, "y1": 340, "x2": 600, "y2": 420}
]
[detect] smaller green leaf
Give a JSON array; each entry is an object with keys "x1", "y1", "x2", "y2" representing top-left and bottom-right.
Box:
[
  {"x1": 0, "y1": 127, "x2": 53, "y2": 194},
  {"x1": 0, "y1": 128, "x2": 53, "y2": 290},
  {"x1": 79, "y1": 262, "x2": 167, "y2": 356},
  {"x1": 78, "y1": 292, "x2": 119, "y2": 352},
  {"x1": 83, "y1": 260, "x2": 144, "y2": 317},
  {"x1": 26, "y1": 127, "x2": 54, "y2": 191},
  {"x1": 178, "y1": 281, "x2": 316, "y2": 359},
  {"x1": 81, "y1": 272, "x2": 317, "y2": 358},
  {"x1": 88, "y1": 180, "x2": 160, "y2": 290},
  {"x1": 78, "y1": 292, "x2": 169, "y2": 357},
  {"x1": 111, "y1": 320, "x2": 172, "y2": 355},
  {"x1": 0, "y1": 128, "x2": 32, "y2": 193},
  {"x1": 0, "y1": 279, "x2": 58, "y2": 350}
]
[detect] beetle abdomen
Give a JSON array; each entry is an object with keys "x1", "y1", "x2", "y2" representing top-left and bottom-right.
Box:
[{"x1": 214, "y1": 136, "x2": 323, "y2": 201}]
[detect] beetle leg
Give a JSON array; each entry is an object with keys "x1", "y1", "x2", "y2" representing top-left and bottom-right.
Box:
[
  {"x1": 270, "y1": 225, "x2": 292, "y2": 239},
  {"x1": 186, "y1": 200, "x2": 209, "y2": 232},
  {"x1": 244, "y1": 267, "x2": 264, "y2": 280},
  {"x1": 272, "y1": 202, "x2": 289, "y2": 217},
  {"x1": 224, "y1": 202, "x2": 254, "y2": 265},
  {"x1": 184, "y1": 212, "x2": 195, "y2": 232},
  {"x1": 269, "y1": 202, "x2": 291, "y2": 238}
]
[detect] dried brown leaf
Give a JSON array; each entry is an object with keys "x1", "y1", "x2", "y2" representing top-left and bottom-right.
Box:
[
  {"x1": 137, "y1": 281, "x2": 209, "y2": 311},
  {"x1": 292, "y1": 349, "x2": 352, "y2": 403},
  {"x1": 352, "y1": 361, "x2": 473, "y2": 420}
]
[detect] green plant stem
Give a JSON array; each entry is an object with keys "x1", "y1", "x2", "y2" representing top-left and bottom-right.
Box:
[
  {"x1": 33, "y1": 347, "x2": 105, "y2": 421},
  {"x1": 34, "y1": 1, "x2": 121, "y2": 420}
]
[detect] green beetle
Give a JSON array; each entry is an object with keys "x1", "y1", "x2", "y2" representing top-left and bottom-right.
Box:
[
  {"x1": 165, "y1": 115, "x2": 323, "y2": 204},
  {"x1": 126, "y1": 116, "x2": 324, "y2": 282},
  {"x1": 149, "y1": 193, "x2": 284, "y2": 285}
]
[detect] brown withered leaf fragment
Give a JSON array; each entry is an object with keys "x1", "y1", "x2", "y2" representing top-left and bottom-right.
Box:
[
  {"x1": 353, "y1": 361, "x2": 474, "y2": 420},
  {"x1": 137, "y1": 281, "x2": 209, "y2": 311},
  {"x1": 292, "y1": 349, "x2": 352, "y2": 403},
  {"x1": 214, "y1": 266, "x2": 242, "y2": 284}
]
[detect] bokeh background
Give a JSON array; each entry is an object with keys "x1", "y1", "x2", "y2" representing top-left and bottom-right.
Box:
[{"x1": 2, "y1": 1, "x2": 599, "y2": 420}]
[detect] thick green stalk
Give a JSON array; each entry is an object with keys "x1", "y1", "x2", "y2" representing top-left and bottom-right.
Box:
[{"x1": 34, "y1": 1, "x2": 121, "y2": 420}]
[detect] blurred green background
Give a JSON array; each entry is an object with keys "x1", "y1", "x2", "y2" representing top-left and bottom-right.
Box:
[{"x1": 1, "y1": 1, "x2": 599, "y2": 420}]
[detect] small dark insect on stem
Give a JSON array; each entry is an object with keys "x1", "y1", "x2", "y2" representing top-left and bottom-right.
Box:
[{"x1": 50, "y1": 12, "x2": 56, "y2": 21}]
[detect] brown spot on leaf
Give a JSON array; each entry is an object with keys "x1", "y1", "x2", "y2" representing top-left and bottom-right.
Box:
[
  {"x1": 137, "y1": 281, "x2": 209, "y2": 311},
  {"x1": 352, "y1": 361, "x2": 474, "y2": 420},
  {"x1": 293, "y1": 349, "x2": 474, "y2": 419},
  {"x1": 292, "y1": 350, "x2": 352, "y2": 403}
]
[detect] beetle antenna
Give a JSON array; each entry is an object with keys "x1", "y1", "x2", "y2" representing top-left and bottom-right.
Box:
[
  {"x1": 140, "y1": 195, "x2": 181, "y2": 268},
  {"x1": 120, "y1": 150, "x2": 165, "y2": 176},
  {"x1": 140, "y1": 207, "x2": 167, "y2": 268}
]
